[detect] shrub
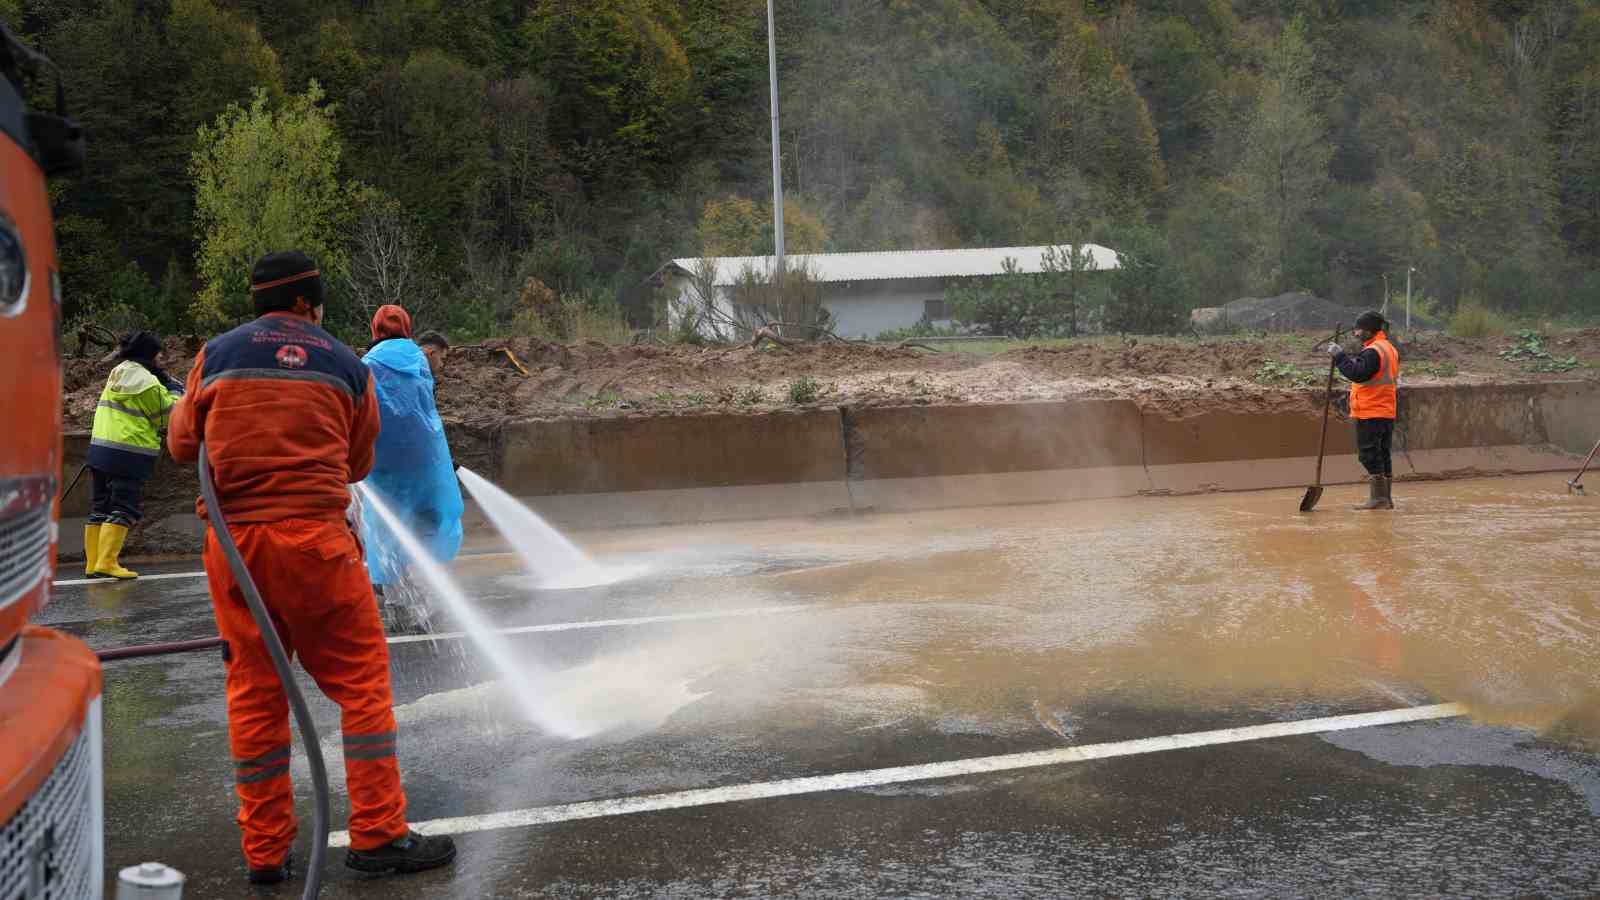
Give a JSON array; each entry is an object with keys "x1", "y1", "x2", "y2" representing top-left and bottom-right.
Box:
[
  {"x1": 509, "y1": 287, "x2": 632, "y2": 344},
  {"x1": 788, "y1": 375, "x2": 820, "y2": 404},
  {"x1": 1447, "y1": 299, "x2": 1512, "y2": 338}
]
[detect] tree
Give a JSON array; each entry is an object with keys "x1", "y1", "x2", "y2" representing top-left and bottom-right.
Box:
[
  {"x1": 727, "y1": 260, "x2": 832, "y2": 339},
  {"x1": 347, "y1": 50, "x2": 494, "y2": 252},
  {"x1": 1039, "y1": 17, "x2": 1168, "y2": 222},
  {"x1": 42, "y1": 0, "x2": 282, "y2": 318},
  {"x1": 697, "y1": 195, "x2": 765, "y2": 257},
  {"x1": 523, "y1": 0, "x2": 693, "y2": 181},
  {"x1": 1042, "y1": 243, "x2": 1101, "y2": 338},
  {"x1": 347, "y1": 190, "x2": 428, "y2": 327},
  {"x1": 190, "y1": 83, "x2": 354, "y2": 329},
  {"x1": 948, "y1": 258, "x2": 1051, "y2": 339},
  {"x1": 1105, "y1": 224, "x2": 1192, "y2": 335},
  {"x1": 1232, "y1": 17, "x2": 1331, "y2": 293},
  {"x1": 944, "y1": 245, "x2": 1104, "y2": 338},
  {"x1": 696, "y1": 195, "x2": 828, "y2": 256}
]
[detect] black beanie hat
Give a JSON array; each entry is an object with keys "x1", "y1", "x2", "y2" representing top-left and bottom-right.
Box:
[
  {"x1": 117, "y1": 330, "x2": 162, "y2": 364},
  {"x1": 250, "y1": 250, "x2": 325, "y2": 316},
  {"x1": 1356, "y1": 310, "x2": 1387, "y2": 333}
]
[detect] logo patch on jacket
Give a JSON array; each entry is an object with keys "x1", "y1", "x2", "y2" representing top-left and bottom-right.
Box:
[{"x1": 276, "y1": 344, "x2": 308, "y2": 369}]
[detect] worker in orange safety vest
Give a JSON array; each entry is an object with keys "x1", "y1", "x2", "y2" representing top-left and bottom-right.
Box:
[
  {"x1": 167, "y1": 251, "x2": 456, "y2": 885},
  {"x1": 1327, "y1": 310, "x2": 1401, "y2": 511}
]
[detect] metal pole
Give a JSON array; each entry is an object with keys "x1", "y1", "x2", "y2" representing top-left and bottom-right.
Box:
[
  {"x1": 766, "y1": 0, "x2": 785, "y2": 284},
  {"x1": 1406, "y1": 266, "x2": 1413, "y2": 335}
]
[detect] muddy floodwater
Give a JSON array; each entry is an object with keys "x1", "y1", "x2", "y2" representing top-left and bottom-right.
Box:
[{"x1": 540, "y1": 474, "x2": 1600, "y2": 749}]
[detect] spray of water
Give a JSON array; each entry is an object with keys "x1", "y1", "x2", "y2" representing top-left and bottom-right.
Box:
[
  {"x1": 355, "y1": 482, "x2": 599, "y2": 739},
  {"x1": 456, "y1": 466, "x2": 638, "y2": 589}
]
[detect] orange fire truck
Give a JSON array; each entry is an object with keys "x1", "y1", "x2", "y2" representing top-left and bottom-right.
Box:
[{"x1": 0, "y1": 22, "x2": 102, "y2": 900}]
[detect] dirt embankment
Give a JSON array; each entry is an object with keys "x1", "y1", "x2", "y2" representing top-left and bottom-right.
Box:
[
  {"x1": 64, "y1": 329, "x2": 1600, "y2": 433},
  {"x1": 422, "y1": 329, "x2": 1600, "y2": 421}
]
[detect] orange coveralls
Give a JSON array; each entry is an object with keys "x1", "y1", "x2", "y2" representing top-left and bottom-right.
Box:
[{"x1": 168, "y1": 312, "x2": 409, "y2": 868}]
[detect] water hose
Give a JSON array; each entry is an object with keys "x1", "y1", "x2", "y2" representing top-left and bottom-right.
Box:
[
  {"x1": 95, "y1": 635, "x2": 224, "y2": 662},
  {"x1": 198, "y1": 442, "x2": 329, "y2": 899}
]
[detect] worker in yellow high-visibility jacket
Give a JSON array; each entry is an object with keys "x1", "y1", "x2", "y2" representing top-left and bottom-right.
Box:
[{"x1": 86, "y1": 331, "x2": 180, "y2": 579}]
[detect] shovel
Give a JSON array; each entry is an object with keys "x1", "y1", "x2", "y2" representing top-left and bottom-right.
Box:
[
  {"x1": 1300, "y1": 327, "x2": 1343, "y2": 513},
  {"x1": 1568, "y1": 437, "x2": 1600, "y2": 494}
]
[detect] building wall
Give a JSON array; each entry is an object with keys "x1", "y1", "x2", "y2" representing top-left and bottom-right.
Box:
[
  {"x1": 823, "y1": 279, "x2": 951, "y2": 339},
  {"x1": 667, "y1": 275, "x2": 952, "y2": 339}
]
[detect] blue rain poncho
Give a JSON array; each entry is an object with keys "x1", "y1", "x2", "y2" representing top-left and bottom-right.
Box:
[{"x1": 360, "y1": 338, "x2": 464, "y2": 584}]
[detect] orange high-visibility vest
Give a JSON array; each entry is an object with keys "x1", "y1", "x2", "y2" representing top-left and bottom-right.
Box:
[{"x1": 1350, "y1": 331, "x2": 1400, "y2": 420}]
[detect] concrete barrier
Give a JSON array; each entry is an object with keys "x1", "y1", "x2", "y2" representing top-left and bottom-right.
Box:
[
  {"x1": 82, "y1": 380, "x2": 1597, "y2": 557},
  {"x1": 844, "y1": 401, "x2": 1149, "y2": 512},
  {"x1": 496, "y1": 382, "x2": 1594, "y2": 528}
]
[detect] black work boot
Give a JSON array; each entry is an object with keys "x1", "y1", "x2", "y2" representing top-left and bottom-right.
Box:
[
  {"x1": 1353, "y1": 475, "x2": 1393, "y2": 510},
  {"x1": 247, "y1": 856, "x2": 293, "y2": 885},
  {"x1": 345, "y1": 831, "x2": 457, "y2": 876}
]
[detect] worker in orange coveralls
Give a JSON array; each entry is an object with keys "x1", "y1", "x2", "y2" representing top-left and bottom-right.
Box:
[{"x1": 167, "y1": 251, "x2": 455, "y2": 885}]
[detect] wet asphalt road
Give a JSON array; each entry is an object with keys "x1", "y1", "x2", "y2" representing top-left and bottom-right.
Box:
[{"x1": 38, "y1": 475, "x2": 1600, "y2": 898}]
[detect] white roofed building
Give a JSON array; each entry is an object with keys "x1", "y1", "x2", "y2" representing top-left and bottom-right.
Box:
[{"x1": 652, "y1": 245, "x2": 1119, "y2": 340}]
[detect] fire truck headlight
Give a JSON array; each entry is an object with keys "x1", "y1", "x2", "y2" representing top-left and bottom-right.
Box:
[{"x1": 0, "y1": 211, "x2": 26, "y2": 317}]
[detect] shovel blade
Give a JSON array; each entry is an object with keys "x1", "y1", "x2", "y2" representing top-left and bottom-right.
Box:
[{"x1": 1299, "y1": 485, "x2": 1324, "y2": 512}]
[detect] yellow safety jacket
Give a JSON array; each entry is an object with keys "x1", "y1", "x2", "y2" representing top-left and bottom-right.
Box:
[{"x1": 88, "y1": 360, "x2": 176, "y2": 478}]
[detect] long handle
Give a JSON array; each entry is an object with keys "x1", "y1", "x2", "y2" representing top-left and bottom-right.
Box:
[
  {"x1": 1575, "y1": 437, "x2": 1600, "y2": 484},
  {"x1": 1313, "y1": 327, "x2": 1343, "y2": 486}
]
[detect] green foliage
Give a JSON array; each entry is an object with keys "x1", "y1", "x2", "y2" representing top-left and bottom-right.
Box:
[
  {"x1": 1231, "y1": 17, "x2": 1332, "y2": 293},
  {"x1": 1253, "y1": 360, "x2": 1320, "y2": 386},
  {"x1": 946, "y1": 246, "x2": 1104, "y2": 338},
  {"x1": 508, "y1": 279, "x2": 632, "y2": 343},
  {"x1": 523, "y1": 0, "x2": 692, "y2": 178},
  {"x1": 104, "y1": 260, "x2": 186, "y2": 334},
  {"x1": 724, "y1": 260, "x2": 834, "y2": 339},
  {"x1": 1447, "y1": 300, "x2": 1513, "y2": 338},
  {"x1": 190, "y1": 84, "x2": 354, "y2": 329},
  {"x1": 787, "y1": 375, "x2": 819, "y2": 404},
  {"x1": 698, "y1": 195, "x2": 828, "y2": 256},
  {"x1": 1499, "y1": 329, "x2": 1581, "y2": 372},
  {"x1": 28, "y1": 0, "x2": 1600, "y2": 343},
  {"x1": 584, "y1": 388, "x2": 622, "y2": 410},
  {"x1": 1104, "y1": 225, "x2": 1193, "y2": 335},
  {"x1": 1407, "y1": 360, "x2": 1460, "y2": 379},
  {"x1": 946, "y1": 258, "x2": 1052, "y2": 338},
  {"x1": 875, "y1": 321, "x2": 963, "y2": 341}
]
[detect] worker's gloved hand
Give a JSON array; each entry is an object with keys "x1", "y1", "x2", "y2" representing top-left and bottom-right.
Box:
[{"x1": 1325, "y1": 341, "x2": 1344, "y2": 357}]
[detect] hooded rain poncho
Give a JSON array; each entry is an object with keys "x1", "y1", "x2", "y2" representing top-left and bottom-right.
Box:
[{"x1": 360, "y1": 338, "x2": 464, "y2": 584}]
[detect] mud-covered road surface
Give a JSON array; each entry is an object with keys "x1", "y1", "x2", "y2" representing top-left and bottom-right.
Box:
[{"x1": 47, "y1": 475, "x2": 1600, "y2": 897}]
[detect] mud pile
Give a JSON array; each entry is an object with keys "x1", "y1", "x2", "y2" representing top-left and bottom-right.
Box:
[
  {"x1": 1210, "y1": 292, "x2": 1439, "y2": 333},
  {"x1": 61, "y1": 329, "x2": 1600, "y2": 434}
]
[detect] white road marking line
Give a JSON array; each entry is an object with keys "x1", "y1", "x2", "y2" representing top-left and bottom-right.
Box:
[
  {"x1": 327, "y1": 702, "x2": 1467, "y2": 848},
  {"x1": 53, "y1": 572, "x2": 206, "y2": 587},
  {"x1": 384, "y1": 605, "x2": 810, "y2": 646},
  {"x1": 52, "y1": 550, "x2": 514, "y2": 587},
  {"x1": 86, "y1": 605, "x2": 814, "y2": 657}
]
